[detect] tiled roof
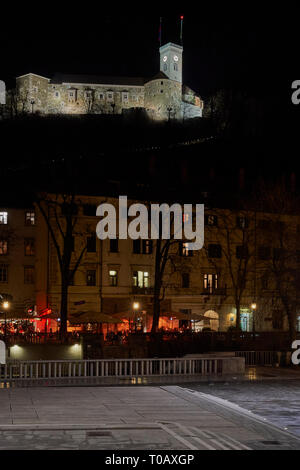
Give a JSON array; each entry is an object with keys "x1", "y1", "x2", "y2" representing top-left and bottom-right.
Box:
[{"x1": 50, "y1": 73, "x2": 146, "y2": 87}]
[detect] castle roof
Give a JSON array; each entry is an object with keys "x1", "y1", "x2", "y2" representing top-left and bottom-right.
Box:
[
  {"x1": 145, "y1": 71, "x2": 170, "y2": 83},
  {"x1": 50, "y1": 73, "x2": 145, "y2": 87}
]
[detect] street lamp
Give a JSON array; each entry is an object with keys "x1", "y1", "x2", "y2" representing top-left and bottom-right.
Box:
[
  {"x1": 2, "y1": 301, "x2": 9, "y2": 343},
  {"x1": 133, "y1": 302, "x2": 140, "y2": 333},
  {"x1": 251, "y1": 302, "x2": 257, "y2": 336}
]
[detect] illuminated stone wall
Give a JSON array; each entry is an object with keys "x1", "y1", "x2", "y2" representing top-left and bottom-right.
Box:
[{"x1": 144, "y1": 78, "x2": 182, "y2": 120}]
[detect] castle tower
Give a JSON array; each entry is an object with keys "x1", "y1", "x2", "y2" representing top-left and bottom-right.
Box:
[{"x1": 159, "y1": 42, "x2": 183, "y2": 84}]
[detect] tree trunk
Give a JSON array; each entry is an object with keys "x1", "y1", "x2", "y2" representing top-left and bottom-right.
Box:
[
  {"x1": 151, "y1": 287, "x2": 161, "y2": 334},
  {"x1": 235, "y1": 300, "x2": 241, "y2": 330},
  {"x1": 59, "y1": 279, "x2": 69, "y2": 341}
]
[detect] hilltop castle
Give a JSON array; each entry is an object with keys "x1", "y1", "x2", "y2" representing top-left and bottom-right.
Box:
[{"x1": 11, "y1": 43, "x2": 203, "y2": 121}]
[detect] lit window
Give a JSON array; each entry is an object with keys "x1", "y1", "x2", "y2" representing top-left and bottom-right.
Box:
[
  {"x1": 0, "y1": 212, "x2": 8, "y2": 225},
  {"x1": 142, "y1": 240, "x2": 153, "y2": 254},
  {"x1": 204, "y1": 274, "x2": 218, "y2": 293},
  {"x1": 133, "y1": 271, "x2": 149, "y2": 288},
  {"x1": 24, "y1": 266, "x2": 34, "y2": 284},
  {"x1": 109, "y1": 270, "x2": 118, "y2": 286},
  {"x1": 25, "y1": 211, "x2": 35, "y2": 226},
  {"x1": 0, "y1": 264, "x2": 8, "y2": 283},
  {"x1": 0, "y1": 240, "x2": 8, "y2": 255},
  {"x1": 180, "y1": 242, "x2": 193, "y2": 257}
]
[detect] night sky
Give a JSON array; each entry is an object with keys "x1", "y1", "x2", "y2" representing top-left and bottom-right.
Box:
[{"x1": 1, "y1": 9, "x2": 300, "y2": 201}]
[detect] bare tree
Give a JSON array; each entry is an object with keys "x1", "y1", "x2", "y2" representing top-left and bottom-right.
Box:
[
  {"x1": 255, "y1": 182, "x2": 300, "y2": 341},
  {"x1": 35, "y1": 193, "x2": 91, "y2": 338},
  {"x1": 203, "y1": 208, "x2": 256, "y2": 329}
]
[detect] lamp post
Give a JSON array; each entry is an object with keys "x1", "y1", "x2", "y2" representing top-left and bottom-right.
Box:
[
  {"x1": 251, "y1": 302, "x2": 257, "y2": 338},
  {"x1": 133, "y1": 302, "x2": 140, "y2": 333},
  {"x1": 3, "y1": 301, "x2": 9, "y2": 343}
]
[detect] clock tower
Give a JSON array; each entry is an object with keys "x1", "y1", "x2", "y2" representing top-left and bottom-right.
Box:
[{"x1": 159, "y1": 42, "x2": 183, "y2": 84}]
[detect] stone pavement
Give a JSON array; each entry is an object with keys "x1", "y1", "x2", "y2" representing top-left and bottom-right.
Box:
[{"x1": 0, "y1": 384, "x2": 300, "y2": 450}]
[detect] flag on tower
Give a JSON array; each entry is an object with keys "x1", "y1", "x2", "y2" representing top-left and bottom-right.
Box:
[
  {"x1": 159, "y1": 17, "x2": 162, "y2": 46},
  {"x1": 180, "y1": 15, "x2": 184, "y2": 45}
]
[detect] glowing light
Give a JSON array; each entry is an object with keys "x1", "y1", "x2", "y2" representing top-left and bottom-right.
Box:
[
  {"x1": 133, "y1": 302, "x2": 140, "y2": 310},
  {"x1": 3, "y1": 301, "x2": 9, "y2": 309},
  {"x1": 251, "y1": 303, "x2": 257, "y2": 310}
]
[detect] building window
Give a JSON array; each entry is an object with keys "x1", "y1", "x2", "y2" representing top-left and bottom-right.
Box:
[
  {"x1": 83, "y1": 204, "x2": 97, "y2": 216},
  {"x1": 180, "y1": 242, "x2": 193, "y2": 257},
  {"x1": 24, "y1": 238, "x2": 35, "y2": 256},
  {"x1": 110, "y1": 239, "x2": 119, "y2": 253},
  {"x1": 107, "y1": 92, "x2": 114, "y2": 102},
  {"x1": 236, "y1": 245, "x2": 248, "y2": 259},
  {"x1": 272, "y1": 310, "x2": 283, "y2": 330},
  {"x1": 133, "y1": 240, "x2": 141, "y2": 254},
  {"x1": 0, "y1": 212, "x2": 8, "y2": 225},
  {"x1": 182, "y1": 273, "x2": 190, "y2": 288},
  {"x1": 0, "y1": 240, "x2": 8, "y2": 255},
  {"x1": 25, "y1": 211, "x2": 35, "y2": 226},
  {"x1": 236, "y1": 216, "x2": 249, "y2": 229},
  {"x1": 205, "y1": 215, "x2": 218, "y2": 226},
  {"x1": 204, "y1": 274, "x2": 218, "y2": 293},
  {"x1": 133, "y1": 271, "x2": 149, "y2": 288},
  {"x1": 86, "y1": 270, "x2": 96, "y2": 286},
  {"x1": 258, "y1": 246, "x2": 271, "y2": 260},
  {"x1": 174, "y1": 63, "x2": 178, "y2": 71},
  {"x1": 142, "y1": 240, "x2": 153, "y2": 254},
  {"x1": 0, "y1": 265, "x2": 8, "y2": 283},
  {"x1": 55, "y1": 91, "x2": 60, "y2": 98},
  {"x1": 99, "y1": 92, "x2": 105, "y2": 100},
  {"x1": 87, "y1": 235, "x2": 96, "y2": 253},
  {"x1": 24, "y1": 266, "x2": 34, "y2": 284},
  {"x1": 208, "y1": 244, "x2": 222, "y2": 258},
  {"x1": 122, "y1": 92, "x2": 129, "y2": 103},
  {"x1": 109, "y1": 270, "x2": 118, "y2": 287},
  {"x1": 163, "y1": 63, "x2": 167, "y2": 71}
]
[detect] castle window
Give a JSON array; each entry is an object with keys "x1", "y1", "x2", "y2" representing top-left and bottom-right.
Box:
[
  {"x1": 107, "y1": 92, "x2": 114, "y2": 102},
  {"x1": 122, "y1": 92, "x2": 129, "y2": 103},
  {"x1": 55, "y1": 91, "x2": 60, "y2": 98},
  {"x1": 174, "y1": 63, "x2": 178, "y2": 71},
  {"x1": 163, "y1": 63, "x2": 167, "y2": 71},
  {"x1": 99, "y1": 93, "x2": 104, "y2": 100}
]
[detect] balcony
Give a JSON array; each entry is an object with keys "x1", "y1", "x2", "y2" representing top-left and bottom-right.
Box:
[
  {"x1": 132, "y1": 287, "x2": 154, "y2": 295},
  {"x1": 201, "y1": 287, "x2": 227, "y2": 296}
]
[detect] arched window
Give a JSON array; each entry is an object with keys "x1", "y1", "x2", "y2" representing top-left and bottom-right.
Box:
[{"x1": 174, "y1": 63, "x2": 178, "y2": 71}]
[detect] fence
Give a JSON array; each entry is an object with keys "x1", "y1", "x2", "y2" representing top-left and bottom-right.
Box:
[
  {"x1": 0, "y1": 357, "x2": 223, "y2": 381},
  {"x1": 235, "y1": 351, "x2": 278, "y2": 366}
]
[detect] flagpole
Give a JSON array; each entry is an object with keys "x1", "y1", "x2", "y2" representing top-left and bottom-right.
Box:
[
  {"x1": 180, "y1": 15, "x2": 184, "y2": 46},
  {"x1": 159, "y1": 17, "x2": 162, "y2": 47}
]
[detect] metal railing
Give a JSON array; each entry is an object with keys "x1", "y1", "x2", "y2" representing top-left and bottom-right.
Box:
[
  {"x1": 0, "y1": 357, "x2": 223, "y2": 381},
  {"x1": 235, "y1": 351, "x2": 278, "y2": 366}
]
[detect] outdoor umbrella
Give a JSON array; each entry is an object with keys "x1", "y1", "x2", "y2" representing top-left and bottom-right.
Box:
[{"x1": 68, "y1": 311, "x2": 122, "y2": 324}]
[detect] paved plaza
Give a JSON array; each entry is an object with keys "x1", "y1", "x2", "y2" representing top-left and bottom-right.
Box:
[{"x1": 0, "y1": 380, "x2": 300, "y2": 450}]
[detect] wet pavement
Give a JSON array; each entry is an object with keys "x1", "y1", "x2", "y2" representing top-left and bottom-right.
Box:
[{"x1": 0, "y1": 382, "x2": 300, "y2": 450}]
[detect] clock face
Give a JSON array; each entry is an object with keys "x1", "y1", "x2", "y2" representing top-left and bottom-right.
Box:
[
  {"x1": 163, "y1": 56, "x2": 168, "y2": 63},
  {"x1": 174, "y1": 55, "x2": 179, "y2": 62}
]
